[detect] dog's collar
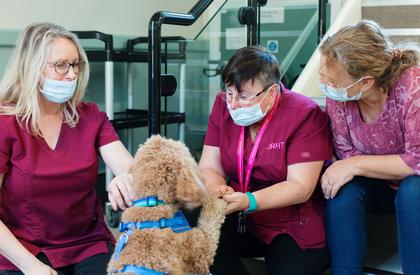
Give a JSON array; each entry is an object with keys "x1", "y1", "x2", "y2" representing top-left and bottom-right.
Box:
[
  {"x1": 119, "y1": 264, "x2": 168, "y2": 275},
  {"x1": 132, "y1": 196, "x2": 165, "y2": 207}
]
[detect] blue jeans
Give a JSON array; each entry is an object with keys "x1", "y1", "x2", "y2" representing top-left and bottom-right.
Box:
[{"x1": 326, "y1": 175, "x2": 420, "y2": 275}]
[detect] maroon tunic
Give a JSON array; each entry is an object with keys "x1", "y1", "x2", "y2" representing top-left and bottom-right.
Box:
[
  {"x1": 0, "y1": 102, "x2": 118, "y2": 270},
  {"x1": 204, "y1": 85, "x2": 332, "y2": 249}
]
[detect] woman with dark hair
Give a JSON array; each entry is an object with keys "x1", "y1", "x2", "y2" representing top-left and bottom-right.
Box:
[
  {"x1": 199, "y1": 46, "x2": 332, "y2": 275},
  {"x1": 319, "y1": 20, "x2": 420, "y2": 275}
]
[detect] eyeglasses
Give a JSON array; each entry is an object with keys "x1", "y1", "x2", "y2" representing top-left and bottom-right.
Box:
[
  {"x1": 48, "y1": 60, "x2": 85, "y2": 75},
  {"x1": 224, "y1": 84, "x2": 273, "y2": 105}
]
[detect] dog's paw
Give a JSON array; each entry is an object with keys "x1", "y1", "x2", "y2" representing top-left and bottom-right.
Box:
[
  {"x1": 199, "y1": 195, "x2": 227, "y2": 229},
  {"x1": 202, "y1": 194, "x2": 227, "y2": 214}
]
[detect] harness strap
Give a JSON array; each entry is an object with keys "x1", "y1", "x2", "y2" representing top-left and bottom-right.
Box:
[
  {"x1": 119, "y1": 210, "x2": 191, "y2": 233},
  {"x1": 120, "y1": 264, "x2": 168, "y2": 275},
  {"x1": 113, "y1": 233, "x2": 129, "y2": 260}
]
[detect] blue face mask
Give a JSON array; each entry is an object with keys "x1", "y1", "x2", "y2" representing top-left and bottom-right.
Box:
[
  {"x1": 40, "y1": 77, "x2": 77, "y2": 104},
  {"x1": 227, "y1": 89, "x2": 271, "y2": 127},
  {"x1": 319, "y1": 77, "x2": 365, "y2": 102}
]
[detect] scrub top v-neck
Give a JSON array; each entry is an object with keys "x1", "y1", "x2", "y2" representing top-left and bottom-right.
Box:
[
  {"x1": 0, "y1": 102, "x2": 119, "y2": 270},
  {"x1": 205, "y1": 85, "x2": 332, "y2": 249}
]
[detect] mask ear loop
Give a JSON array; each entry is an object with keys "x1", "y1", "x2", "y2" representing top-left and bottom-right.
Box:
[
  {"x1": 260, "y1": 83, "x2": 276, "y2": 115},
  {"x1": 344, "y1": 76, "x2": 366, "y2": 90},
  {"x1": 38, "y1": 75, "x2": 46, "y2": 91}
]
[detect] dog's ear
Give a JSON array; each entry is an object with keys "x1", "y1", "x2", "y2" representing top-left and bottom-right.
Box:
[{"x1": 175, "y1": 166, "x2": 206, "y2": 207}]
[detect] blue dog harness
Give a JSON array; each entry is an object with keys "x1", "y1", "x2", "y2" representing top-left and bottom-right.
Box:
[
  {"x1": 121, "y1": 265, "x2": 166, "y2": 275},
  {"x1": 113, "y1": 196, "x2": 191, "y2": 275}
]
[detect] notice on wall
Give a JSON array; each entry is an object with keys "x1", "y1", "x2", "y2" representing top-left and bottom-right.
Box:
[
  {"x1": 225, "y1": 27, "x2": 247, "y2": 50},
  {"x1": 261, "y1": 7, "x2": 285, "y2": 24}
]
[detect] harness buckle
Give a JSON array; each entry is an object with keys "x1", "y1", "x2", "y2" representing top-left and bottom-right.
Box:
[
  {"x1": 147, "y1": 196, "x2": 158, "y2": 206},
  {"x1": 118, "y1": 222, "x2": 125, "y2": 232},
  {"x1": 159, "y1": 218, "x2": 168, "y2": 228}
]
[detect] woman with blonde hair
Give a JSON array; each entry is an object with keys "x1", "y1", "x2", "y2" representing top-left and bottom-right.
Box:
[
  {"x1": 0, "y1": 22, "x2": 134, "y2": 274},
  {"x1": 319, "y1": 19, "x2": 420, "y2": 274}
]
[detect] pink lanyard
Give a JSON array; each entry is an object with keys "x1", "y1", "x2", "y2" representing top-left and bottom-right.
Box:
[{"x1": 236, "y1": 92, "x2": 282, "y2": 193}]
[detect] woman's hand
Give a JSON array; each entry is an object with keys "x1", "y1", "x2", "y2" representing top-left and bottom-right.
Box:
[
  {"x1": 216, "y1": 185, "x2": 234, "y2": 198},
  {"x1": 108, "y1": 173, "x2": 135, "y2": 210},
  {"x1": 22, "y1": 262, "x2": 57, "y2": 275},
  {"x1": 222, "y1": 192, "x2": 249, "y2": 215},
  {"x1": 321, "y1": 158, "x2": 357, "y2": 199}
]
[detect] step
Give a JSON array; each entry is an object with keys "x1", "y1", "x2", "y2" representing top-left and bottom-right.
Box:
[
  {"x1": 243, "y1": 256, "x2": 402, "y2": 275},
  {"x1": 382, "y1": 29, "x2": 420, "y2": 44},
  {"x1": 365, "y1": 247, "x2": 402, "y2": 274},
  {"x1": 241, "y1": 214, "x2": 402, "y2": 275},
  {"x1": 388, "y1": 35, "x2": 420, "y2": 44},
  {"x1": 362, "y1": 4, "x2": 420, "y2": 29}
]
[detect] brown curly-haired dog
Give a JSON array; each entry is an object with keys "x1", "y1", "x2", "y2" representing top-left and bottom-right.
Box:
[{"x1": 107, "y1": 135, "x2": 226, "y2": 275}]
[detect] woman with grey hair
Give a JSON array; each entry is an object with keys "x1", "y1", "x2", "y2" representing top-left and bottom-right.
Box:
[{"x1": 0, "y1": 22, "x2": 135, "y2": 274}]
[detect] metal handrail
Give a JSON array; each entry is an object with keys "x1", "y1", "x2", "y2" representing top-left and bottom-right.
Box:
[
  {"x1": 318, "y1": 0, "x2": 327, "y2": 43},
  {"x1": 148, "y1": 0, "x2": 214, "y2": 136}
]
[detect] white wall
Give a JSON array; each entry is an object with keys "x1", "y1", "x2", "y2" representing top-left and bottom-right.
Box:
[{"x1": 0, "y1": 0, "x2": 224, "y2": 38}]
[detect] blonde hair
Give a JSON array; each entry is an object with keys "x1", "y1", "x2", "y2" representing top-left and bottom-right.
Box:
[
  {"x1": 0, "y1": 22, "x2": 90, "y2": 136},
  {"x1": 320, "y1": 19, "x2": 420, "y2": 93}
]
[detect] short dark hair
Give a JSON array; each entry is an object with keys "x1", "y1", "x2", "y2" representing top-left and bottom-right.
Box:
[{"x1": 222, "y1": 46, "x2": 281, "y2": 93}]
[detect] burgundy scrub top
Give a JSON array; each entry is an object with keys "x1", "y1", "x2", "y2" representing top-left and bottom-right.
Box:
[
  {"x1": 0, "y1": 102, "x2": 118, "y2": 270},
  {"x1": 204, "y1": 85, "x2": 332, "y2": 249}
]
